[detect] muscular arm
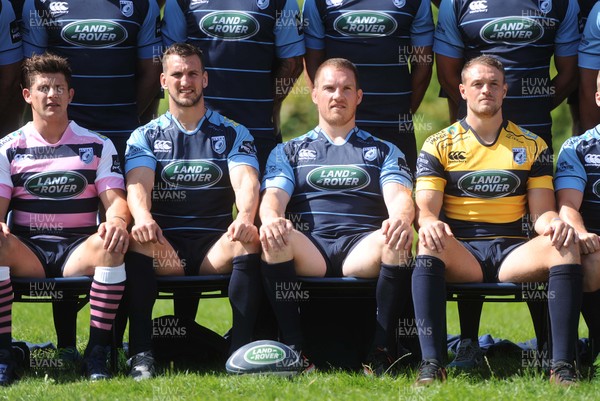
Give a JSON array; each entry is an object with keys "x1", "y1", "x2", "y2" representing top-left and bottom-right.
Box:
[
  {"x1": 229, "y1": 164, "x2": 260, "y2": 243},
  {"x1": 410, "y1": 45, "x2": 433, "y2": 113},
  {"x1": 98, "y1": 188, "x2": 130, "y2": 253},
  {"x1": 126, "y1": 166, "x2": 164, "y2": 244},
  {"x1": 551, "y1": 55, "x2": 578, "y2": 109},
  {"x1": 415, "y1": 189, "x2": 453, "y2": 252},
  {"x1": 557, "y1": 188, "x2": 600, "y2": 254},
  {"x1": 382, "y1": 183, "x2": 415, "y2": 250},
  {"x1": 0, "y1": 197, "x2": 9, "y2": 236},
  {"x1": 528, "y1": 187, "x2": 577, "y2": 248},
  {"x1": 136, "y1": 58, "x2": 162, "y2": 118},
  {"x1": 258, "y1": 187, "x2": 293, "y2": 251},
  {"x1": 304, "y1": 48, "x2": 325, "y2": 90},
  {"x1": 273, "y1": 56, "x2": 304, "y2": 133},
  {"x1": 436, "y1": 54, "x2": 464, "y2": 108},
  {"x1": 578, "y1": 67, "x2": 600, "y2": 132},
  {"x1": 0, "y1": 61, "x2": 24, "y2": 135}
]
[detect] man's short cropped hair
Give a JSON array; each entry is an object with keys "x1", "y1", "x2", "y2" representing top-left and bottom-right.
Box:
[
  {"x1": 162, "y1": 43, "x2": 206, "y2": 71},
  {"x1": 461, "y1": 55, "x2": 505, "y2": 84},
  {"x1": 314, "y1": 58, "x2": 361, "y2": 89},
  {"x1": 22, "y1": 53, "x2": 72, "y2": 89}
]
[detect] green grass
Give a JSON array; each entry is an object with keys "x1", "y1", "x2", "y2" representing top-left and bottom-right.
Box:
[{"x1": 2, "y1": 299, "x2": 597, "y2": 401}]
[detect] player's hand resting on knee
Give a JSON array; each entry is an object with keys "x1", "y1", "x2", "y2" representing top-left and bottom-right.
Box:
[
  {"x1": 418, "y1": 220, "x2": 454, "y2": 253},
  {"x1": 382, "y1": 217, "x2": 414, "y2": 251},
  {"x1": 131, "y1": 218, "x2": 166, "y2": 245},
  {"x1": 259, "y1": 217, "x2": 293, "y2": 252}
]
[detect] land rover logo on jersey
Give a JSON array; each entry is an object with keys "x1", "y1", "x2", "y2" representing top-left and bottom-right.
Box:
[
  {"x1": 161, "y1": 160, "x2": 222, "y2": 188},
  {"x1": 24, "y1": 171, "x2": 87, "y2": 199},
  {"x1": 480, "y1": 17, "x2": 543, "y2": 44},
  {"x1": 243, "y1": 344, "x2": 285, "y2": 365},
  {"x1": 211, "y1": 136, "x2": 226, "y2": 154},
  {"x1": 458, "y1": 171, "x2": 521, "y2": 198},
  {"x1": 61, "y1": 20, "x2": 128, "y2": 48},
  {"x1": 593, "y1": 179, "x2": 600, "y2": 198},
  {"x1": 199, "y1": 11, "x2": 260, "y2": 40},
  {"x1": 334, "y1": 11, "x2": 397, "y2": 37},
  {"x1": 307, "y1": 166, "x2": 370, "y2": 191}
]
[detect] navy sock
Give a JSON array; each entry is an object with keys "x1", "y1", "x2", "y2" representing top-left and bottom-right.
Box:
[
  {"x1": 412, "y1": 256, "x2": 446, "y2": 362},
  {"x1": 373, "y1": 263, "x2": 412, "y2": 350},
  {"x1": 123, "y1": 252, "x2": 156, "y2": 356},
  {"x1": 228, "y1": 254, "x2": 261, "y2": 354},
  {"x1": 582, "y1": 289, "x2": 600, "y2": 355},
  {"x1": 548, "y1": 264, "x2": 582, "y2": 363},
  {"x1": 261, "y1": 260, "x2": 304, "y2": 348}
]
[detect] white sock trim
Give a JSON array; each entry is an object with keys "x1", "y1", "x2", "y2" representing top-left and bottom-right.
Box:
[
  {"x1": 0, "y1": 266, "x2": 9, "y2": 281},
  {"x1": 93, "y1": 264, "x2": 126, "y2": 284}
]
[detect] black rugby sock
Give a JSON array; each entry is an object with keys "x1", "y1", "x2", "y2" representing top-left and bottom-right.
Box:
[
  {"x1": 457, "y1": 299, "x2": 483, "y2": 342},
  {"x1": 548, "y1": 264, "x2": 582, "y2": 363},
  {"x1": 261, "y1": 260, "x2": 304, "y2": 348},
  {"x1": 228, "y1": 254, "x2": 261, "y2": 354},
  {"x1": 582, "y1": 289, "x2": 600, "y2": 357},
  {"x1": 412, "y1": 256, "x2": 446, "y2": 362},
  {"x1": 373, "y1": 263, "x2": 412, "y2": 350}
]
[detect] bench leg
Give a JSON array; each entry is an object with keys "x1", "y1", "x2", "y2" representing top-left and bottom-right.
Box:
[{"x1": 53, "y1": 301, "x2": 78, "y2": 349}]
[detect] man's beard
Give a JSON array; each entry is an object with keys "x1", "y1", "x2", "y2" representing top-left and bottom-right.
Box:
[{"x1": 171, "y1": 91, "x2": 203, "y2": 108}]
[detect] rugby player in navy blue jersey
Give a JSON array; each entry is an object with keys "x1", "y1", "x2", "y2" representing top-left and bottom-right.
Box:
[
  {"x1": 162, "y1": 0, "x2": 305, "y2": 172},
  {"x1": 578, "y1": 1, "x2": 600, "y2": 131},
  {"x1": 123, "y1": 43, "x2": 262, "y2": 380},
  {"x1": 303, "y1": 0, "x2": 434, "y2": 172},
  {"x1": 0, "y1": 0, "x2": 23, "y2": 135},
  {"x1": 433, "y1": 0, "x2": 580, "y2": 366},
  {"x1": 556, "y1": 70, "x2": 600, "y2": 367},
  {"x1": 413, "y1": 55, "x2": 582, "y2": 386},
  {"x1": 260, "y1": 58, "x2": 415, "y2": 375}
]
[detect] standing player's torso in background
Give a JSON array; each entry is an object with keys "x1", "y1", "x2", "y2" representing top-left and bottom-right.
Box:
[
  {"x1": 303, "y1": 0, "x2": 434, "y2": 127},
  {"x1": 435, "y1": 0, "x2": 580, "y2": 140},
  {"x1": 22, "y1": 0, "x2": 161, "y2": 137}
]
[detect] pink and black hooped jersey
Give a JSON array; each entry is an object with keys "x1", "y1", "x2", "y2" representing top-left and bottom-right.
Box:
[{"x1": 0, "y1": 122, "x2": 125, "y2": 236}]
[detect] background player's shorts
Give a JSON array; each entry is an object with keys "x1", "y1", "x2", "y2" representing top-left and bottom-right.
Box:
[
  {"x1": 18, "y1": 235, "x2": 89, "y2": 278},
  {"x1": 306, "y1": 231, "x2": 372, "y2": 277},
  {"x1": 163, "y1": 231, "x2": 223, "y2": 276},
  {"x1": 459, "y1": 237, "x2": 525, "y2": 283}
]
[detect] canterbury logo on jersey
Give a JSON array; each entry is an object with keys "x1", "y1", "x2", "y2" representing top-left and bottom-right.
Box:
[
  {"x1": 468, "y1": 0, "x2": 488, "y2": 13},
  {"x1": 448, "y1": 151, "x2": 466, "y2": 162},
  {"x1": 154, "y1": 141, "x2": 172, "y2": 152},
  {"x1": 49, "y1": 2, "x2": 69, "y2": 17},
  {"x1": 584, "y1": 154, "x2": 600, "y2": 165}
]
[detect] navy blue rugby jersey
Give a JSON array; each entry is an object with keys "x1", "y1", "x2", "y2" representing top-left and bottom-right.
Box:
[
  {"x1": 555, "y1": 127, "x2": 600, "y2": 234},
  {"x1": 303, "y1": 0, "x2": 433, "y2": 129},
  {"x1": 262, "y1": 127, "x2": 413, "y2": 237},
  {"x1": 22, "y1": 0, "x2": 162, "y2": 137},
  {"x1": 434, "y1": 0, "x2": 580, "y2": 144},
  {"x1": 125, "y1": 110, "x2": 259, "y2": 233},
  {"x1": 162, "y1": 0, "x2": 305, "y2": 142},
  {"x1": 0, "y1": 0, "x2": 22, "y2": 65}
]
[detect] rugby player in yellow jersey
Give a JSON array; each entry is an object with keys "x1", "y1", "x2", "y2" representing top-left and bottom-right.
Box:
[{"x1": 412, "y1": 55, "x2": 582, "y2": 386}]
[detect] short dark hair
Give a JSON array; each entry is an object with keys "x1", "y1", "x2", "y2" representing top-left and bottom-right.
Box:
[
  {"x1": 162, "y1": 43, "x2": 205, "y2": 71},
  {"x1": 22, "y1": 53, "x2": 72, "y2": 89},
  {"x1": 314, "y1": 58, "x2": 360, "y2": 89},
  {"x1": 461, "y1": 55, "x2": 505, "y2": 83}
]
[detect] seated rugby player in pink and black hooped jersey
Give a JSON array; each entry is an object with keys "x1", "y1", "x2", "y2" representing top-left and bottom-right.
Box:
[{"x1": 0, "y1": 53, "x2": 130, "y2": 384}]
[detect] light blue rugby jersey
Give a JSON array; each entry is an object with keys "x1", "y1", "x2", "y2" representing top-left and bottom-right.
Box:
[
  {"x1": 262, "y1": 127, "x2": 412, "y2": 237},
  {"x1": 555, "y1": 126, "x2": 600, "y2": 233},
  {"x1": 162, "y1": 0, "x2": 305, "y2": 142},
  {"x1": 125, "y1": 109, "x2": 259, "y2": 233},
  {"x1": 0, "y1": 0, "x2": 22, "y2": 65},
  {"x1": 303, "y1": 0, "x2": 433, "y2": 128},
  {"x1": 579, "y1": 1, "x2": 600, "y2": 69}
]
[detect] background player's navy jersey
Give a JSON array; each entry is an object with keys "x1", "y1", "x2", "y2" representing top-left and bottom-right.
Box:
[
  {"x1": 303, "y1": 0, "x2": 433, "y2": 129},
  {"x1": 262, "y1": 127, "x2": 412, "y2": 237},
  {"x1": 0, "y1": 0, "x2": 22, "y2": 65},
  {"x1": 22, "y1": 0, "x2": 162, "y2": 137},
  {"x1": 434, "y1": 0, "x2": 580, "y2": 143},
  {"x1": 162, "y1": 0, "x2": 305, "y2": 142},
  {"x1": 125, "y1": 110, "x2": 259, "y2": 233},
  {"x1": 555, "y1": 128, "x2": 600, "y2": 234}
]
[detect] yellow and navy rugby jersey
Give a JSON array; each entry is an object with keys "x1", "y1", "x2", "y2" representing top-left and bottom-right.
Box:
[{"x1": 415, "y1": 120, "x2": 553, "y2": 239}]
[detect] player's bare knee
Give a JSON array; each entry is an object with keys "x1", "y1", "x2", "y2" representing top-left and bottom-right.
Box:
[{"x1": 261, "y1": 246, "x2": 293, "y2": 264}]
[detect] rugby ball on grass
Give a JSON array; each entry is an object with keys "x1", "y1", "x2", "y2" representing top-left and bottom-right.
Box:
[{"x1": 226, "y1": 340, "x2": 305, "y2": 376}]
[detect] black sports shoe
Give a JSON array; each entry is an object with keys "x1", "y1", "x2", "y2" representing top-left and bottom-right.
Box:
[
  {"x1": 128, "y1": 351, "x2": 155, "y2": 381},
  {"x1": 83, "y1": 345, "x2": 111, "y2": 381},
  {"x1": 550, "y1": 361, "x2": 579, "y2": 386},
  {"x1": 414, "y1": 359, "x2": 447, "y2": 386},
  {"x1": 363, "y1": 347, "x2": 394, "y2": 376},
  {"x1": 0, "y1": 348, "x2": 16, "y2": 386}
]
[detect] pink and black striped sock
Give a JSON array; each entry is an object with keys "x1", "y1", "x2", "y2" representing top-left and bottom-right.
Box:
[
  {"x1": 0, "y1": 267, "x2": 13, "y2": 350},
  {"x1": 88, "y1": 265, "x2": 126, "y2": 349}
]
